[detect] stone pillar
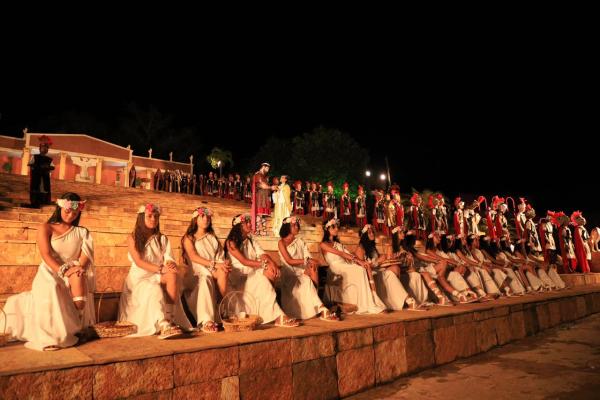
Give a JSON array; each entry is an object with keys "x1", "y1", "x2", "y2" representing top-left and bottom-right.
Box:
[
  {"x1": 95, "y1": 157, "x2": 103, "y2": 184},
  {"x1": 189, "y1": 155, "x2": 194, "y2": 176},
  {"x1": 59, "y1": 153, "x2": 68, "y2": 180},
  {"x1": 20, "y1": 147, "x2": 31, "y2": 175},
  {"x1": 125, "y1": 162, "x2": 131, "y2": 187}
]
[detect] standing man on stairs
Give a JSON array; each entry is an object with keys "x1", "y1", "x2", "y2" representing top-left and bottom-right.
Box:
[
  {"x1": 28, "y1": 135, "x2": 55, "y2": 208},
  {"x1": 251, "y1": 162, "x2": 277, "y2": 236}
]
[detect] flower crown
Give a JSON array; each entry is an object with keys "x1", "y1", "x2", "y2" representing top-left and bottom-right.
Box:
[
  {"x1": 138, "y1": 203, "x2": 161, "y2": 214},
  {"x1": 233, "y1": 214, "x2": 251, "y2": 226},
  {"x1": 361, "y1": 224, "x2": 372, "y2": 235},
  {"x1": 283, "y1": 216, "x2": 300, "y2": 225},
  {"x1": 325, "y1": 218, "x2": 339, "y2": 229},
  {"x1": 192, "y1": 207, "x2": 212, "y2": 219},
  {"x1": 57, "y1": 199, "x2": 86, "y2": 211}
]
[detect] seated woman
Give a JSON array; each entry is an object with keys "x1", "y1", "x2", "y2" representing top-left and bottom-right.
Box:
[
  {"x1": 225, "y1": 214, "x2": 300, "y2": 327},
  {"x1": 466, "y1": 235, "x2": 514, "y2": 296},
  {"x1": 453, "y1": 236, "x2": 501, "y2": 299},
  {"x1": 320, "y1": 218, "x2": 386, "y2": 314},
  {"x1": 499, "y1": 242, "x2": 546, "y2": 292},
  {"x1": 4, "y1": 193, "x2": 95, "y2": 351},
  {"x1": 423, "y1": 233, "x2": 479, "y2": 303},
  {"x1": 400, "y1": 231, "x2": 453, "y2": 306},
  {"x1": 355, "y1": 225, "x2": 427, "y2": 311},
  {"x1": 479, "y1": 238, "x2": 527, "y2": 295},
  {"x1": 181, "y1": 207, "x2": 231, "y2": 333},
  {"x1": 119, "y1": 204, "x2": 192, "y2": 339},
  {"x1": 278, "y1": 216, "x2": 338, "y2": 321}
]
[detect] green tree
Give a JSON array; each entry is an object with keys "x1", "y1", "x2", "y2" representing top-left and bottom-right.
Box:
[{"x1": 206, "y1": 147, "x2": 234, "y2": 177}]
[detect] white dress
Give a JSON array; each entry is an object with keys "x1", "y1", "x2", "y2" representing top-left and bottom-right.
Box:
[
  {"x1": 323, "y1": 242, "x2": 386, "y2": 314},
  {"x1": 118, "y1": 234, "x2": 192, "y2": 336},
  {"x1": 272, "y1": 184, "x2": 292, "y2": 236},
  {"x1": 183, "y1": 234, "x2": 223, "y2": 325},
  {"x1": 278, "y1": 237, "x2": 324, "y2": 319},
  {"x1": 4, "y1": 226, "x2": 96, "y2": 351},
  {"x1": 228, "y1": 238, "x2": 284, "y2": 324}
]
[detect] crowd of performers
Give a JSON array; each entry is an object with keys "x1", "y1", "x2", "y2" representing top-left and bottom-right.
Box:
[
  {"x1": 7, "y1": 162, "x2": 597, "y2": 352},
  {"x1": 133, "y1": 166, "x2": 254, "y2": 201}
]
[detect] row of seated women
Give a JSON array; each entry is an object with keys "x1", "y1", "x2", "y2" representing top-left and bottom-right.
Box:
[{"x1": 2, "y1": 192, "x2": 566, "y2": 351}]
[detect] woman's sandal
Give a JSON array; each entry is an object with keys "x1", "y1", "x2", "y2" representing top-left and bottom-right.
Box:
[
  {"x1": 158, "y1": 321, "x2": 185, "y2": 339},
  {"x1": 43, "y1": 345, "x2": 61, "y2": 351},
  {"x1": 406, "y1": 298, "x2": 427, "y2": 311},
  {"x1": 454, "y1": 291, "x2": 479, "y2": 304},
  {"x1": 200, "y1": 320, "x2": 219, "y2": 333},
  {"x1": 319, "y1": 307, "x2": 340, "y2": 322},
  {"x1": 275, "y1": 315, "x2": 301, "y2": 328}
]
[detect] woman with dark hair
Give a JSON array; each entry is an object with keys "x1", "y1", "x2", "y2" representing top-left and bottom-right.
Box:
[
  {"x1": 453, "y1": 236, "x2": 500, "y2": 300},
  {"x1": 401, "y1": 231, "x2": 454, "y2": 306},
  {"x1": 498, "y1": 240, "x2": 545, "y2": 292},
  {"x1": 424, "y1": 233, "x2": 479, "y2": 303},
  {"x1": 225, "y1": 214, "x2": 299, "y2": 327},
  {"x1": 4, "y1": 192, "x2": 95, "y2": 351},
  {"x1": 478, "y1": 237, "x2": 527, "y2": 295},
  {"x1": 181, "y1": 207, "x2": 231, "y2": 333},
  {"x1": 278, "y1": 216, "x2": 339, "y2": 321},
  {"x1": 119, "y1": 204, "x2": 191, "y2": 339},
  {"x1": 466, "y1": 235, "x2": 514, "y2": 296},
  {"x1": 355, "y1": 225, "x2": 427, "y2": 311},
  {"x1": 320, "y1": 218, "x2": 386, "y2": 314}
]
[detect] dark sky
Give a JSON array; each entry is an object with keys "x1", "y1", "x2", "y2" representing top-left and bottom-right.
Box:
[{"x1": 1, "y1": 48, "x2": 597, "y2": 226}]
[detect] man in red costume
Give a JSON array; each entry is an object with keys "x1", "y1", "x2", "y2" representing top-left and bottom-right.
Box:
[
  {"x1": 251, "y1": 162, "x2": 277, "y2": 236},
  {"x1": 340, "y1": 182, "x2": 352, "y2": 226},
  {"x1": 453, "y1": 197, "x2": 466, "y2": 239},
  {"x1": 355, "y1": 185, "x2": 367, "y2": 230},
  {"x1": 292, "y1": 181, "x2": 305, "y2": 215},
  {"x1": 554, "y1": 211, "x2": 577, "y2": 273},
  {"x1": 571, "y1": 211, "x2": 591, "y2": 273}
]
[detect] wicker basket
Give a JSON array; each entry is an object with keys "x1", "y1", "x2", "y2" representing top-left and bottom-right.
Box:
[
  {"x1": 218, "y1": 291, "x2": 262, "y2": 332},
  {"x1": 91, "y1": 289, "x2": 137, "y2": 338},
  {"x1": 0, "y1": 309, "x2": 9, "y2": 346}
]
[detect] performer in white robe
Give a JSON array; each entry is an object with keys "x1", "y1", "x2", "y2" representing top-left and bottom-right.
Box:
[
  {"x1": 226, "y1": 214, "x2": 299, "y2": 327},
  {"x1": 4, "y1": 193, "x2": 95, "y2": 351},
  {"x1": 181, "y1": 207, "x2": 231, "y2": 333},
  {"x1": 356, "y1": 225, "x2": 428, "y2": 311},
  {"x1": 119, "y1": 204, "x2": 191, "y2": 339},
  {"x1": 320, "y1": 218, "x2": 386, "y2": 314},
  {"x1": 278, "y1": 216, "x2": 338, "y2": 320},
  {"x1": 272, "y1": 175, "x2": 293, "y2": 236}
]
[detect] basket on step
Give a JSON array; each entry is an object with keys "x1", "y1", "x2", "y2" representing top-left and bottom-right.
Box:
[
  {"x1": 1, "y1": 309, "x2": 9, "y2": 346},
  {"x1": 91, "y1": 289, "x2": 137, "y2": 338},
  {"x1": 218, "y1": 291, "x2": 262, "y2": 332}
]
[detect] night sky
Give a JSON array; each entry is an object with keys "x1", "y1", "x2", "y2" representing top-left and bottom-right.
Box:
[{"x1": 0, "y1": 52, "x2": 597, "y2": 227}]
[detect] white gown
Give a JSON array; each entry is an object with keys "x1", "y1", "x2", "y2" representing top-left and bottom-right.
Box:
[
  {"x1": 4, "y1": 226, "x2": 96, "y2": 351},
  {"x1": 272, "y1": 184, "x2": 292, "y2": 236},
  {"x1": 228, "y1": 237, "x2": 284, "y2": 324},
  {"x1": 278, "y1": 237, "x2": 324, "y2": 319},
  {"x1": 118, "y1": 234, "x2": 192, "y2": 336},
  {"x1": 323, "y1": 242, "x2": 385, "y2": 314},
  {"x1": 183, "y1": 234, "x2": 223, "y2": 325}
]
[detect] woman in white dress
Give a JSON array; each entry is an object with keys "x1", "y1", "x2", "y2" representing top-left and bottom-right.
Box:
[
  {"x1": 272, "y1": 175, "x2": 292, "y2": 236},
  {"x1": 278, "y1": 216, "x2": 339, "y2": 321},
  {"x1": 423, "y1": 234, "x2": 479, "y2": 303},
  {"x1": 4, "y1": 192, "x2": 95, "y2": 351},
  {"x1": 400, "y1": 232, "x2": 454, "y2": 306},
  {"x1": 320, "y1": 218, "x2": 386, "y2": 314},
  {"x1": 119, "y1": 203, "x2": 191, "y2": 339},
  {"x1": 355, "y1": 225, "x2": 428, "y2": 311},
  {"x1": 181, "y1": 207, "x2": 231, "y2": 333},
  {"x1": 225, "y1": 214, "x2": 300, "y2": 327},
  {"x1": 466, "y1": 235, "x2": 514, "y2": 296}
]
